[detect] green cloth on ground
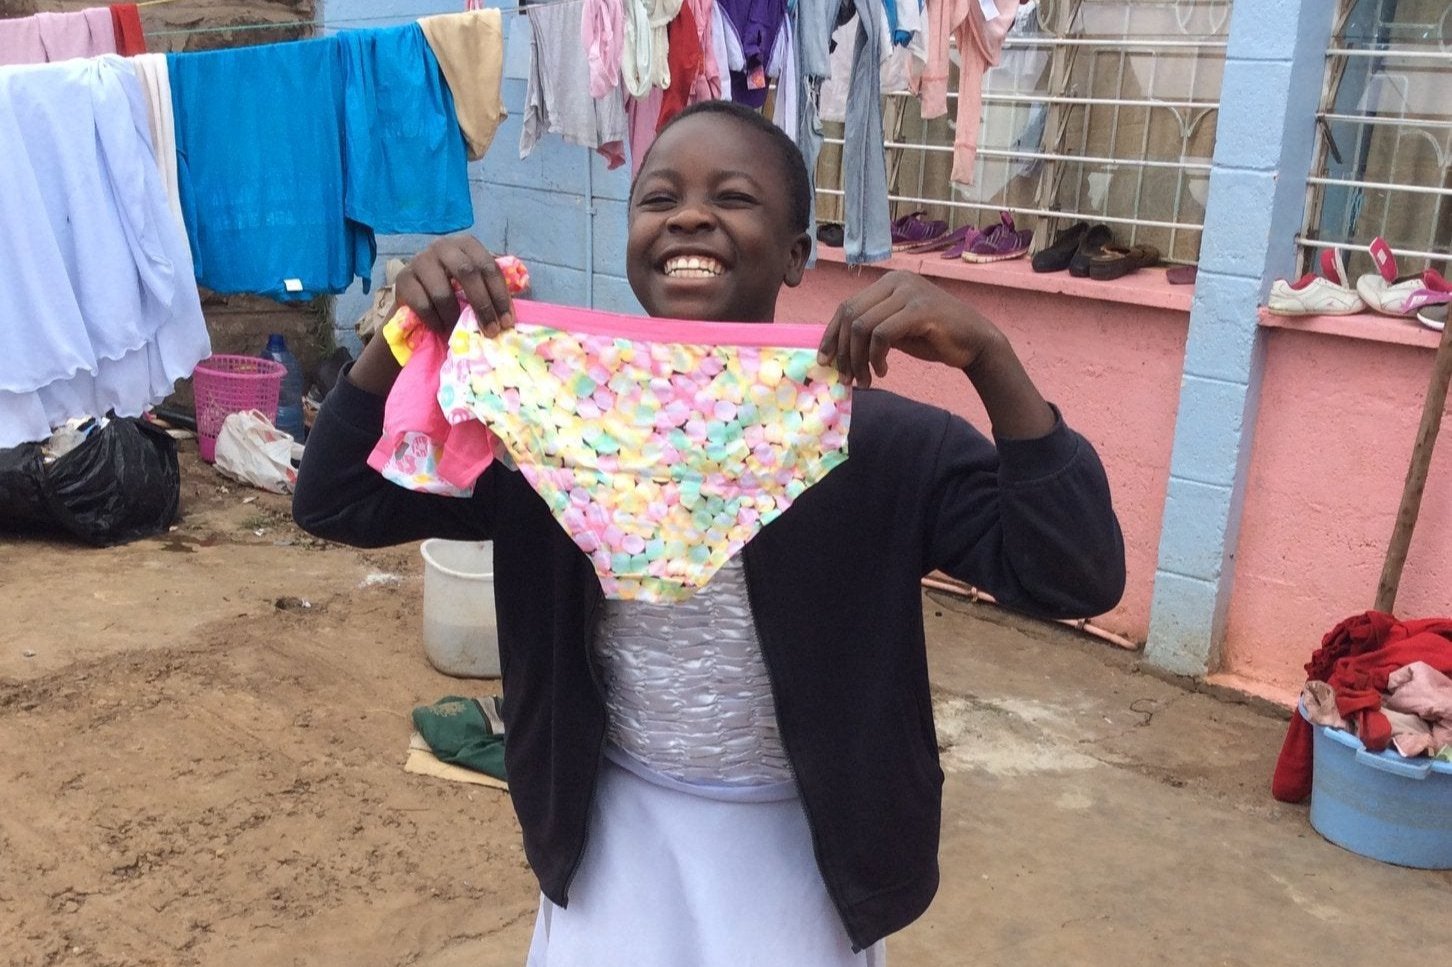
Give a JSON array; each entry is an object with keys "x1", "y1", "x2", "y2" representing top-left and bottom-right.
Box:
[{"x1": 411, "y1": 695, "x2": 507, "y2": 780}]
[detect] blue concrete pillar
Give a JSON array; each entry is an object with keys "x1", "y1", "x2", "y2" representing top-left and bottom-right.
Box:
[{"x1": 1144, "y1": 0, "x2": 1337, "y2": 675}]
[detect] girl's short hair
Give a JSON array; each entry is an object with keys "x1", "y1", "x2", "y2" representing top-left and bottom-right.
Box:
[{"x1": 641, "y1": 101, "x2": 813, "y2": 235}]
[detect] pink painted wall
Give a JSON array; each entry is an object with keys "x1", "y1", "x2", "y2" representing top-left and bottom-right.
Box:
[
  {"x1": 1220, "y1": 326, "x2": 1452, "y2": 697},
  {"x1": 781, "y1": 258, "x2": 1191, "y2": 639}
]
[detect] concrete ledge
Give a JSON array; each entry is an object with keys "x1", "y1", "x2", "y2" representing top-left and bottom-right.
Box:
[
  {"x1": 1258, "y1": 307, "x2": 1443, "y2": 349},
  {"x1": 812, "y1": 245, "x2": 1195, "y2": 313}
]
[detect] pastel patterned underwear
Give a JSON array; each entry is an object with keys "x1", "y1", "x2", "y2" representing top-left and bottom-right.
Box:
[{"x1": 381, "y1": 300, "x2": 851, "y2": 601}]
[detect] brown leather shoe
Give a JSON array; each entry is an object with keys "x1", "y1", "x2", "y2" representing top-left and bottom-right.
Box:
[{"x1": 1089, "y1": 244, "x2": 1161, "y2": 281}]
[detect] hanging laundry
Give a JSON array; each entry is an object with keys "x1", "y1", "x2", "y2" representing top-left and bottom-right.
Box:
[
  {"x1": 395, "y1": 301, "x2": 853, "y2": 602},
  {"x1": 522, "y1": 0, "x2": 628, "y2": 169},
  {"x1": 919, "y1": 0, "x2": 1016, "y2": 185},
  {"x1": 767, "y1": 14, "x2": 797, "y2": 142},
  {"x1": 717, "y1": 0, "x2": 787, "y2": 108},
  {"x1": 892, "y1": 0, "x2": 920, "y2": 47},
  {"x1": 711, "y1": 0, "x2": 745, "y2": 80},
  {"x1": 170, "y1": 37, "x2": 363, "y2": 300},
  {"x1": 109, "y1": 4, "x2": 146, "y2": 56},
  {"x1": 625, "y1": 88, "x2": 663, "y2": 174},
  {"x1": 656, "y1": 0, "x2": 703, "y2": 132},
  {"x1": 169, "y1": 26, "x2": 473, "y2": 300},
  {"x1": 0, "y1": 8, "x2": 117, "y2": 66},
  {"x1": 420, "y1": 8, "x2": 508, "y2": 161},
  {"x1": 626, "y1": 0, "x2": 723, "y2": 171},
  {"x1": 840, "y1": 0, "x2": 891, "y2": 263},
  {"x1": 128, "y1": 54, "x2": 181, "y2": 229},
  {"x1": 582, "y1": 0, "x2": 626, "y2": 99},
  {"x1": 621, "y1": 0, "x2": 684, "y2": 97},
  {"x1": 0, "y1": 57, "x2": 209, "y2": 448},
  {"x1": 686, "y1": 0, "x2": 724, "y2": 103},
  {"x1": 339, "y1": 24, "x2": 473, "y2": 235},
  {"x1": 791, "y1": 0, "x2": 843, "y2": 263}
]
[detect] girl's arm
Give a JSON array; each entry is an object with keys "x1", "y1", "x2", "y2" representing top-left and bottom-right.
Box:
[
  {"x1": 294, "y1": 235, "x2": 516, "y2": 548},
  {"x1": 819, "y1": 271, "x2": 1124, "y2": 618}
]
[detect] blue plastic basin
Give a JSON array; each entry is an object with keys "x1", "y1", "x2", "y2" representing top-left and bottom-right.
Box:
[{"x1": 1306, "y1": 706, "x2": 1452, "y2": 869}]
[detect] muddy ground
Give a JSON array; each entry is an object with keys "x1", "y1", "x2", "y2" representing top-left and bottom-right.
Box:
[{"x1": 3, "y1": 445, "x2": 1450, "y2": 966}]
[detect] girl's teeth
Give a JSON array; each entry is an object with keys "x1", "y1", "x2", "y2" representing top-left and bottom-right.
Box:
[{"x1": 665, "y1": 257, "x2": 722, "y2": 277}]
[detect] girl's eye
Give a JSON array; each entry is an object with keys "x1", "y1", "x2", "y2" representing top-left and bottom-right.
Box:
[
  {"x1": 719, "y1": 192, "x2": 756, "y2": 205},
  {"x1": 638, "y1": 193, "x2": 675, "y2": 207}
]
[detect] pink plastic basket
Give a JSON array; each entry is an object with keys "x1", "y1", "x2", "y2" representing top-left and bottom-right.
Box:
[{"x1": 192, "y1": 355, "x2": 285, "y2": 462}]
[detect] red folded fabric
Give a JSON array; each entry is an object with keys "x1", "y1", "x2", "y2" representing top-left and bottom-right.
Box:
[
  {"x1": 1272, "y1": 610, "x2": 1452, "y2": 803},
  {"x1": 109, "y1": 3, "x2": 146, "y2": 56}
]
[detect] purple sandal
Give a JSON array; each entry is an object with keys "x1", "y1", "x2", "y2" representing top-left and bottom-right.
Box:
[{"x1": 961, "y1": 212, "x2": 1032, "y2": 263}]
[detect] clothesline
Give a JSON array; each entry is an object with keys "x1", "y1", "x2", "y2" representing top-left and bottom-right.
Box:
[
  {"x1": 140, "y1": 4, "x2": 583, "y2": 39},
  {"x1": 136, "y1": 0, "x2": 587, "y2": 38}
]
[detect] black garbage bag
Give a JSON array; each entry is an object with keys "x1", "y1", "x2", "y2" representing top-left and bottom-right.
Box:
[{"x1": 0, "y1": 418, "x2": 180, "y2": 546}]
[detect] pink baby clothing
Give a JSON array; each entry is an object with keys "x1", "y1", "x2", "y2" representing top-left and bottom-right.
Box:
[
  {"x1": 367, "y1": 310, "x2": 502, "y2": 497},
  {"x1": 917, "y1": 0, "x2": 1016, "y2": 186}
]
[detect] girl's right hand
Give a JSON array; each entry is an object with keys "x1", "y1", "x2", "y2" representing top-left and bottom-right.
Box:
[{"x1": 395, "y1": 233, "x2": 517, "y2": 338}]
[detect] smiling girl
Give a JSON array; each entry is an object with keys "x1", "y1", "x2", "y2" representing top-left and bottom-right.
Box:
[{"x1": 295, "y1": 100, "x2": 1124, "y2": 965}]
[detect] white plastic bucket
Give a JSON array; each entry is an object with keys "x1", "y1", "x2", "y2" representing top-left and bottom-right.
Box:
[{"x1": 419, "y1": 539, "x2": 500, "y2": 678}]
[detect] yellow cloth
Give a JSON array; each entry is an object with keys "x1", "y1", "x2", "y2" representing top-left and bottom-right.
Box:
[{"x1": 419, "y1": 9, "x2": 508, "y2": 161}]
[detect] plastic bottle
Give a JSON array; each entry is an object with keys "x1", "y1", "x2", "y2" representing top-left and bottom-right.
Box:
[{"x1": 260, "y1": 333, "x2": 306, "y2": 443}]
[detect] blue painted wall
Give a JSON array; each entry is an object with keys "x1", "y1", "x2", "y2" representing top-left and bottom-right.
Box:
[
  {"x1": 323, "y1": 0, "x2": 638, "y2": 352},
  {"x1": 1144, "y1": 0, "x2": 1337, "y2": 675}
]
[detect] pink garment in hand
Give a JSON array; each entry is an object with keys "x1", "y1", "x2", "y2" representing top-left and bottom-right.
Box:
[
  {"x1": 1385, "y1": 661, "x2": 1452, "y2": 756},
  {"x1": 367, "y1": 313, "x2": 502, "y2": 496},
  {"x1": 917, "y1": 0, "x2": 1016, "y2": 185}
]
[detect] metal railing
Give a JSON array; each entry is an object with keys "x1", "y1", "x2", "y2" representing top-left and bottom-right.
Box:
[
  {"x1": 1299, "y1": 0, "x2": 1452, "y2": 277},
  {"x1": 812, "y1": 0, "x2": 1231, "y2": 265}
]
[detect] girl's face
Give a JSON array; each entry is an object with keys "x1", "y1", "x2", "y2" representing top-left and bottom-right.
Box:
[{"x1": 626, "y1": 115, "x2": 810, "y2": 323}]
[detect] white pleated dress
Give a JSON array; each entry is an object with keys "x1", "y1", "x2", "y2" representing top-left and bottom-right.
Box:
[{"x1": 525, "y1": 558, "x2": 886, "y2": 966}]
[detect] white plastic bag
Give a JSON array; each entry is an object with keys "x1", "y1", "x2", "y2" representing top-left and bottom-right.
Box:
[{"x1": 214, "y1": 410, "x2": 302, "y2": 494}]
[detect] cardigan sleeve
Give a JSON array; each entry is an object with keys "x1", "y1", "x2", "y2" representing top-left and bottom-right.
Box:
[
  {"x1": 923, "y1": 406, "x2": 1126, "y2": 619},
  {"x1": 292, "y1": 367, "x2": 496, "y2": 548}
]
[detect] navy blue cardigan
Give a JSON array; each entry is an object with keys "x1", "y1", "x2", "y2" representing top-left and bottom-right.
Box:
[{"x1": 294, "y1": 373, "x2": 1124, "y2": 950}]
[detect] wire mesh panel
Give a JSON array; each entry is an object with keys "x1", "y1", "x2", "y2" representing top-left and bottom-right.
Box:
[
  {"x1": 814, "y1": 0, "x2": 1230, "y2": 264},
  {"x1": 1302, "y1": 0, "x2": 1452, "y2": 278}
]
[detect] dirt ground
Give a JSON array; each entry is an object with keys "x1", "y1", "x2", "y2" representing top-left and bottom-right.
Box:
[{"x1": 3, "y1": 444, "x2": 1451, "y2": 966}]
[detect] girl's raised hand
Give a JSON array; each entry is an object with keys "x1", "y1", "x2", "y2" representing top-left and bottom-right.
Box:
[
  {"x1": 816, "y1": 271, "x2": 1004, "y2": 389},
  {"x1": 395, "y1": 233, "x2": 516, "y2": 338}
]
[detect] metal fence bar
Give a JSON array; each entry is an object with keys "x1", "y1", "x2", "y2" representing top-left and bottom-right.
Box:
[
  {"x1": 817, "y1": 135, "x2": 1213, "y2": 171},
  {"x1": 1306, "y1": 176, "x2": 1452, "y2": 197},
  {"x1": 814, "y1": 187, "x2": 1203, "y2": 233},
  {"x1": 1003, "y1": 37, "x2": 1227, "y2": 49},
  {"x1": 1328, "y1": 47, "x2": 1452, "y2": 60},
  {"x1": 981, "y1": 93, "x2": 1219, "y2": 110},
  {"x1": 1297, "y1": 236, "x2": 1451, "y2": 264},
  {"x1": 1320, "y1": 113, "x2": 1452, "y2": 130}
]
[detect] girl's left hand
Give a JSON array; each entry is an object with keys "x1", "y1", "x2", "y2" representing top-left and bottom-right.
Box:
[{"x1": 817, "y1": 271, "x2": 1007, "y2": 388}]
